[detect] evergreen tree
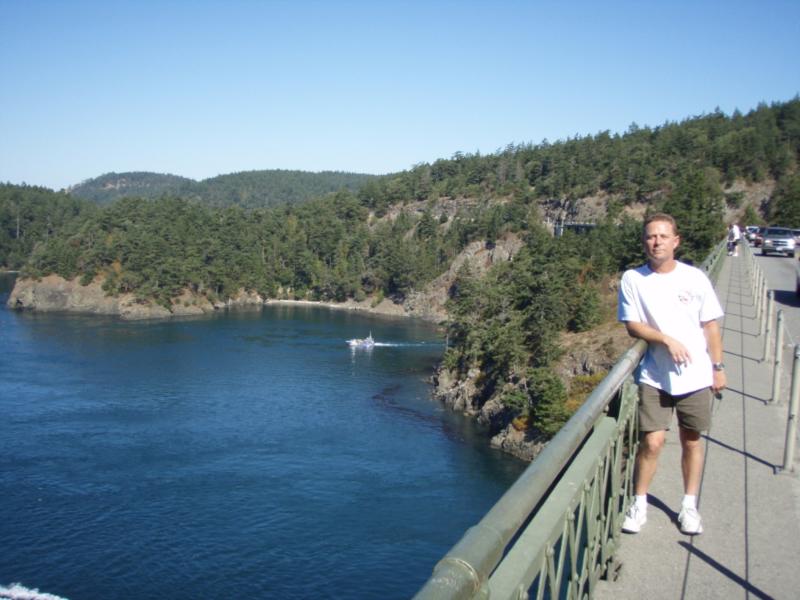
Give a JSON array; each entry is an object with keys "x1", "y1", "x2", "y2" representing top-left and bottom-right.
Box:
[
  {"x1": 660, "y1": 168, "x2": 725, "y2": 263},
  {"x1": 769, "y1": 173, "x2": 800, "y2": 226}
]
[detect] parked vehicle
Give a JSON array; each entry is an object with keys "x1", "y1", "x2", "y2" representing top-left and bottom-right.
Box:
[
  {"x1": 760, "y1": 227, "x2": 797, "y2": 256},
  {"x1": 753, "y1": 227, "x2": 763, "y2": 247}
]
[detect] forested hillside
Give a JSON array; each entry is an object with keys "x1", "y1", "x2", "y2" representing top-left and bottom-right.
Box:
[
  {"x1": 195, "y1": 170, "x2": 379, "y2": 208},
  {"x1": 355, "y1": 99, "x2": 800, "y2": 220},
  {"x1": 0, "y1": 184, "x2": 96, "y2": 270},
  {"x1": 67, "y1": 172, "x2": 195, "y2": 203},
  {"x1": 69, "y1": 169, "x2": 378, "y2": 208},
  {"x1": 5, "y1": 97, "x2": 800, "y2": 456}
]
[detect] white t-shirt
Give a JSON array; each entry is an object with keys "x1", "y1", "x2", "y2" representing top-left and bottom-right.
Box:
[{"x1": 617, "y1": 261, "x2": 724, "y2": 395}]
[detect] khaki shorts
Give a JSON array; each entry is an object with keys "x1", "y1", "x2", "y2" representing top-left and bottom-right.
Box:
[{"x1": 638, "y1": 384, "x2": 712, "y2": 432}]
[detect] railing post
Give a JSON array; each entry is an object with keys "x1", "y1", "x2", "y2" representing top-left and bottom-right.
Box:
[
  {"x1": 755, "y1": 264, "x2": 762, "y2": 303},
  {"x1": 782, "y1": 345, "x2": 800, "y2": 472},
  {"x1": 756, "y1": 273, "x2": 765, "y2": 327},
  {"x1": 771, "y1": 310, "x2": 785, "y2": 404},
  {"x1": 759, "y1": 269, "x2": 765, "y2": 305},
  {"x1": 762, "y1": 291, "x2": 775, "y2": 362}
]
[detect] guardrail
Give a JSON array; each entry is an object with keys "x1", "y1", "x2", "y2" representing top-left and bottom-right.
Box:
[
  {"x1": 739, "y1": 241, "x2": 799, "y2": 473},
  {"x1": 414, "y1": 241, "x2": 726, "y2": 600}
]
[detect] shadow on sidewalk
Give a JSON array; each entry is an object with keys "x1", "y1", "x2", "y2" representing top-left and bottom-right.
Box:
[
  {"x1": 773, "y1": 290, "x2": 800, "y2": 308},
  {"x1": 677, "y1": 542, "x2": 774, "y2": 600},
  {"x1": 702, "y1": 435, "x2": 778, "y2": 473},
  {"x1": 720, "y1": 387, "x2": 769, "y2": 405},
  {"x1": 645, "y1": 494, "x2": 678, "y2": 523},
  {"x1": 719, "y1": 351, "x2": 765, "y2": 363}
]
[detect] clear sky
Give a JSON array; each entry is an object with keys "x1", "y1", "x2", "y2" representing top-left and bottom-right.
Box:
[{"x1": 1, "y1": 0, "x2": 798, "y2": 191}]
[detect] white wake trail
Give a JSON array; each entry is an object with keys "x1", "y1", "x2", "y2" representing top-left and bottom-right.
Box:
[{"x1": 0, "y1": 584, "x2": 69, "y2": 600}]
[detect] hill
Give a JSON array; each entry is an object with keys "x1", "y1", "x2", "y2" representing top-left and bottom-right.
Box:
[
  {"x1": 68, "y1": 169, "x2": 379, "y2": 208},
  {"x1": 67, "y1": 172, "x2": 195, "y2": 204}
]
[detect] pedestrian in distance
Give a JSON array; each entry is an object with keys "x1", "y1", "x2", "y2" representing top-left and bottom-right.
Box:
[
  {"x1": 617, "y1": 213, "x2": 726, "y2": 535},
  {"x1": 727, "y1": 223, "x2": 741, "y2": 256}
]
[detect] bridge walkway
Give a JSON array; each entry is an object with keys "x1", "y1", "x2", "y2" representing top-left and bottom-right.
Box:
[{"x1": 593, "y1": 253, "x2": 800, "y2": 599}]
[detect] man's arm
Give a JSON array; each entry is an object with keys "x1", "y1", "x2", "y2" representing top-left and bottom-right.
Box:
[
  {"x1": 624, "y1": 320, "x2": 692, "y2": 364},
  {"x1": 702, "y1": 319, "x2": 727, "y2": 393}
]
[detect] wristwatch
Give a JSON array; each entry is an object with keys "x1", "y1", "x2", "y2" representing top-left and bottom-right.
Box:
[{"x1": 712, "y1": 362, "x2": 725, "y2": 371}]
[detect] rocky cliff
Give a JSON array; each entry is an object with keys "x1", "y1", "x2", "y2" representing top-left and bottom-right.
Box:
[{"x1": 6, "y1": 275, "x2": 264, "y2": 320}]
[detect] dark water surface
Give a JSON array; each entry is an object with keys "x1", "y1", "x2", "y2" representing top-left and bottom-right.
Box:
[{"x1": 0, "y1": 274, "x2": 525, "y2": 599}]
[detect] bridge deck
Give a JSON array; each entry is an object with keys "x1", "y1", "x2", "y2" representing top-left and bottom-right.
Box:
[{"x1": 593, "y1": 253, "x2": 800, "y2": 600}]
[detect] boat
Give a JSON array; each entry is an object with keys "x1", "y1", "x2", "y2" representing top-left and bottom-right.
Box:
[{"x1": 348, "y1": 332, "x2": 375, "y2": 348}]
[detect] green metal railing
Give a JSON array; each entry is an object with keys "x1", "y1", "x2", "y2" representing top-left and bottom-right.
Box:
[{"x1": 414, "y1": 241, "x2": 726, "y2": 600}]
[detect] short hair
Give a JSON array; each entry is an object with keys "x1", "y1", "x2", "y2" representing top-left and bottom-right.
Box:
[{"x1": 643, "y1": 213, "x2": 678, "y2": 237}]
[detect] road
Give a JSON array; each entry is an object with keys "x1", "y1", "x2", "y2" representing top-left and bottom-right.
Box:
[{"x1": 751, "y1": 246, "x2": 800, "y2": 347}]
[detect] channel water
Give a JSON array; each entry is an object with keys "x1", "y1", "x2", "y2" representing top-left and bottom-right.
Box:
[{"x1": 0, "y1": 274, "x2": 525, "y2": 599}]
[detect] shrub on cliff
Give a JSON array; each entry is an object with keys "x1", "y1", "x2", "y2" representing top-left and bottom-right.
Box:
[{"x1": 527, "y1": 367, "x2": 571, "y2": 437}]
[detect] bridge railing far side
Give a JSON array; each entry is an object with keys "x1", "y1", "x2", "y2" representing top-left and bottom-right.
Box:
[
  {"x1": 739, "y1": 239, "x2": 800, "y2": 472},
  {"x1": 414, "y1": 242, "x2": 726, "y2": 600}
]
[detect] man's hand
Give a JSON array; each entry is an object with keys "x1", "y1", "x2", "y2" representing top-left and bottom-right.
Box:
[
  {"x1": 712, "y1": 369, "x2": 727, "y2": 394},
  {"x1": 625, "y1": 321, "x2": 693, "y2": 365},
  {"x1": 662, "y1": 334, "x2": 692, "y2": 365},
  {"x1": 703, "y1": 319, "x2": 725, "y2": 394}
]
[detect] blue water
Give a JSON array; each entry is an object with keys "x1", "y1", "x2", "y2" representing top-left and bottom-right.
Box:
[{"x1": 0, "y1": 274, "x2": 525, "y2": 599}]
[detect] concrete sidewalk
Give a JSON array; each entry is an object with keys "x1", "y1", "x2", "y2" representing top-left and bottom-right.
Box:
[{"x1": 594, "y1": 254, "x2": 800, "y2": 600}]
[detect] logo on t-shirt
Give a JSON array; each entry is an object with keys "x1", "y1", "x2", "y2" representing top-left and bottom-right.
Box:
[{"x1": 677, "y1": 289, "x2": 698, "y2": 305}]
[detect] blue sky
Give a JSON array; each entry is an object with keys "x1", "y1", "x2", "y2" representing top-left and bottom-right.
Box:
[{"x1": 1, "y1": 0, "x2": 798, "y2": 191}]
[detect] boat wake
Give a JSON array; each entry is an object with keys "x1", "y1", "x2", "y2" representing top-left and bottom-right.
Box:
[
  {"x1": 1, "y1": 583, "x2": 69, "y2": 600},
  {"x1": 372, "y1": 342, "x2": 437, "y2": 347},
  {"x1": 348, "y1": 341, "x2": 440, "y2": 348},
  {"x1": 347, "y1": 331, "x2": 442, "y2": 350}
]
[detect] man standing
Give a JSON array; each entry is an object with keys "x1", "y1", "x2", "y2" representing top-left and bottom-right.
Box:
[{"x1": 618, "y1": 213, "x2": 726, "y2": 535}]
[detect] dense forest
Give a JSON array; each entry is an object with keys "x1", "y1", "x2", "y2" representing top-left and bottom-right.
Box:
[
  {"x1": 355, "y1": 99, "x2": 800, "y2": 219},
  {"x1": 69, "y1": 169, "x2": 378, "y2": 208},
  {"x1": 0, "y1": 184, "x2": 96, "y2": 270},
  {"x1": 3, "y1": 97, "x2": 800, "y2": 442}
]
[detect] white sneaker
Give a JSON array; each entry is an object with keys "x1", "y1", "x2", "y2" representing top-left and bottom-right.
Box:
[
  {"x1": 622, "y1": 503, "x2": 647, "y2": 533},
  {"x1": 678, "y1": 506, "x2": 703, "y2": 535}
]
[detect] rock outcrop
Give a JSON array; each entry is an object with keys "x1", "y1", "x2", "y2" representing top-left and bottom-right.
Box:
[
  {"x1": 431, "y1": 366, "x2": 547, "y2": 462},
  {"x1": 489, "y1": 425, "x2": 547, "y2": 462},
  {"x1": 404, "y1": 233, "x2": 524, "y2": 322},
  {"x1": 6, "y1": 275, "x2": 266, "y2": 320}
]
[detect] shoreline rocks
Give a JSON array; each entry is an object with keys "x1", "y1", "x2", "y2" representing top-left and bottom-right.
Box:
[
  {"x1": 431, "y1": 365, "x2": 547, "y2": 462},
  {"x1": 5, "y1": 274, "x2": 444, "y2": 322},
  {"x1": 7, "y1": 275, "x2": 173, "y2": 320}
]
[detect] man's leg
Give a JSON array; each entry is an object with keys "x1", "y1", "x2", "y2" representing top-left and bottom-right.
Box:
[
  {"x1": 624, "y1": 385, "x2": 672, "y2": 533},
  {"x1": 623, "y1": 429, "x2": 666, "y2": 533},
  {"x1": 678, "y1": 425, "x2": 705, "y2": 534},
  {"x1": 635, "y1": 429, "x2": 666, "y2": 495},
  {"x1": 679, "y1": 426, "x2": 703, "y2": 495}
]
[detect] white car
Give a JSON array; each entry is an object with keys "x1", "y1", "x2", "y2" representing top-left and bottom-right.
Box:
[{"x1": 760, "y1": 227, "x2": 797, "y2": 257}]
